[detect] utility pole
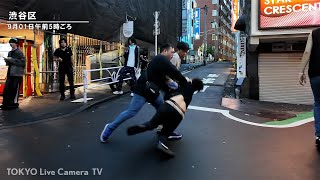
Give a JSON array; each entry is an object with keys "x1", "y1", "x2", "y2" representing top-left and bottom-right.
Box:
[
  {"x1": 154, "y1": 11, "x2": 160, "y2": 56},
  {"x1": 202, "y1": 5, "x2": 208, "y2": 65}
]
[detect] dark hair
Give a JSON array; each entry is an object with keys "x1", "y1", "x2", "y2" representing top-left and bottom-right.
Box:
[
  {"x1": 191, "y1": 78, "x2": 204, "y2": 91},
  {"x1": 177, "y1": 42, "x2": 190, "y2": 51},
  {"x1": 9, "y1": 38, "x2": 18, "y2": 44},
  {"x1": 59, "y1": 38, "x2": 67, "y2": 44},
  {"x1": 160, "y1": 44, "x2": 173, "y2": 53},
  {"x1": 128, "y1": 37, "x2": 137, "y2": 44},
  {"x1": 141, "y1": 48, "x2": 148, "y2": 56}
]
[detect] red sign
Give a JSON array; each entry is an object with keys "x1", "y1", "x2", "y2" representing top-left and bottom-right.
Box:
[{"x1": 259, "y1": 0, "x2": 320, "y2": 29}]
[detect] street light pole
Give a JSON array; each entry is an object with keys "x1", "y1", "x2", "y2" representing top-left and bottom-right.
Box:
[
  {"x1": 202, "y1": 5, "x2": 208, "y2": 65},
  {"x1": 154, "y1": 11, "x2": 160, "y2": 56}
]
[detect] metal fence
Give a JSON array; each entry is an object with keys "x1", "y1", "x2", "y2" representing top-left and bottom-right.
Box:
[{"x1": 82, "y1": 66, "x2": 140, "y2": 103}]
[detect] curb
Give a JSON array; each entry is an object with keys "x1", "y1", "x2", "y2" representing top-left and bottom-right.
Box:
[
  {"x1": 264, "y1": 111, "x2": 314, "y2": 125},
  {"x1": 0, "y1": 91, "x2": 130, "y2": 131}
]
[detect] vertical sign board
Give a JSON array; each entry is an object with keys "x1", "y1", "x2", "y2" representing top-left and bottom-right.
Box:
[
  {"x1": 182, "y1": 0, "x2": 188, "y2": 36},
  {"x1": 237, "y1": 35, "x2": 246, "y2": 78},
  {"x1": 194, "y1": 8, "x2": 200, "y2": 40}
]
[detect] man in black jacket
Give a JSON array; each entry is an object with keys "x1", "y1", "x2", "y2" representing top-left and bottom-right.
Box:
[
  {"x1": 53, "y1": 38, "x2": 75, "y2": 101},
  {"x1": 100, "y1": 44, "x2": 189, "y2": 143},
  {"x1": 113, "y1": 37, "x2": 139, "y2": 96},
  {"x1": 1, "y1": 38, "x2": 26, "y2": 110}
]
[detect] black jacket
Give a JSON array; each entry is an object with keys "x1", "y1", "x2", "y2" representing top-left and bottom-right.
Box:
[
  {"x1": 123, "y1": 45, "x2": 140, "y2": 68},
  {"x1": 132, "y1": 55, "x2": 188, "y2": 98},
  {"x1": 309, "y1": 28, "x2": 320, "y2": 78}
]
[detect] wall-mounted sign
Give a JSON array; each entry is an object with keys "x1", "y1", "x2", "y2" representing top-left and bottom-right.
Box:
[
  {"x1": 237, "y1": 35, "x2": 246, "y2": 78},
  {"x1": 259, "y1": 0, "x2": 320, "y2": 29},
  {"x1": 123, "y1": 21, "x2": 134, "y2": 37},
  {"x1": 194, "y1": 8, "x2": 201, "y2": 39}
]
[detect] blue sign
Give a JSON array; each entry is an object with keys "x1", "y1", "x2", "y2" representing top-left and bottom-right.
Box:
[{"x1": 194, "y1": 8, "x2": 200, "y2": 39}]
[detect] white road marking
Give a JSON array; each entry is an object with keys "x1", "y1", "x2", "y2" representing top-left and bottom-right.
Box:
[
  {"x1": 202, "y1": 78, "x2": 215, "y2": 84},
  {"x1": 200, "y1": 86, "x2": 210, "y2": 92},
  {"x1": 207, "y1": 74, "x2": 220, "y2": 78},
  {"x1": 182, "y1": 70, "x2": 192, "y2": 75},
  {"x1": 188, "y1": 105, "x2": 314, "y2": 128},
  {"x1": 71, "y1": 98, "x2": 93, "y2": 103}
]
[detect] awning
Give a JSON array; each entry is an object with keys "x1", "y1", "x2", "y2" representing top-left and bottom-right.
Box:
[{"x1": 234, "y1": 14, "x2": 247, "y2": 32}]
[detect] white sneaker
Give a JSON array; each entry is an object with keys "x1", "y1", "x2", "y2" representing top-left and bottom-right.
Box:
[
  {"x1": 113, "y1": 91, "x2": 123, "y2": 95},
  {"x1": 130, "y1": 93, "x2": 134, "y2": 97}
]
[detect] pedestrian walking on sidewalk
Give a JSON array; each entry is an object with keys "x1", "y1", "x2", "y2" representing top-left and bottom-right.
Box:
[
  {"x1": 299, "y1": 27, "x2": 320, "y2": 147},
  {"x1": 54, "y1": 38, "x2": 75, "y2": 101},
  {"x1": 100, "y1": 44, "x2": 189, "y2": 143},
  {"x1": 127, "y1": 78, "x2": 203, "y2": 157},
  {"x1": 1, "y1": 38, "x2": 26, "y2": 110},
  {"x1": 113, "y1": 37, "x2": 140, "y2": 97},
  {"x1": 170, "y1": 42, "x2": 190, "y2": 70}
]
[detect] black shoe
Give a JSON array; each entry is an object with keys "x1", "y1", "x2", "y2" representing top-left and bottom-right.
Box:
[
  {"x1": 167, "y1": 132, "x2": 183, "y2": 140},
  {"x1": 60, "y1": 95, "x2": 65, "y2": 101},
  {"x1": 127, "y1": 125, "x2": 147, "y2": 136},
  {"x1": 0, "y1": 105, "x2": 9, "y2": 110},
  {"x1": 316, "y1": 136, "x2": 320, "y2": 147},
  {"x1": 1, "y1": 105, "x2": 18, "y2": 110},
  {"x1": 157, "y1": 141, "x2": 175, "y2": 157}
]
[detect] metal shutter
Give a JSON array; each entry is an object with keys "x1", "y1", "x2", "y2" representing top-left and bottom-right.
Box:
[{"x1": 258, "y1": 53, "x2": 313, "y2": 105}]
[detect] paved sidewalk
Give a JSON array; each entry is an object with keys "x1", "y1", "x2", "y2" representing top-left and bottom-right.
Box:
[{"x1": 222, "y1": 97, "x2": 313, "y2": 122}]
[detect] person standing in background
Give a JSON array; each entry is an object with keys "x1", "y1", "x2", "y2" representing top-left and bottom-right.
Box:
[
  {"x1": 170, "y1": 42, "x2": 190, "y2": 70},
  {"x1": 113, "y1": 37, "x2": 140, "y2": 97},
  {"x1": 54, "y1": 38, "x2": 75, "y2": 101},
  {"x1": 1, "y1": 38, "x2": 26, "y2": 110}
]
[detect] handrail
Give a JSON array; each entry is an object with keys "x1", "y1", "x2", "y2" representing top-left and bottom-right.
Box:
[{"x1": 82, "y1": 66, "x2": 140, "y2": 103}]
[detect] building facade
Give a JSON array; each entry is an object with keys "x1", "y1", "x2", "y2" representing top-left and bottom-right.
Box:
[
  {"x1": 180, "y1": 0, "x2": 197, "y2": 51},
  {"x1": 194, "y1": 0, "x2": 237, "y2": 61},
  {"x1": 238, "y1": 0, "x2": 318, "y2": 105}
]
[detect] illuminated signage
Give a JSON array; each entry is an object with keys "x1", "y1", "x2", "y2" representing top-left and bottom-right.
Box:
[
  {"x1": 259, "y1": 0, "x2": 320, "y2": 29},
  {"x1": 232, "y1": 0, "x2": 239, "y2": 31}
]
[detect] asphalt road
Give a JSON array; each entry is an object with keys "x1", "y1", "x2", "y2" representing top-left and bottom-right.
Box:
[{"x1": 0, "y1": 62, "x2": 319, "y2": 180}]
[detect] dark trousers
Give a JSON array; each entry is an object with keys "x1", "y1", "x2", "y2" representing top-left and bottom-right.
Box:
[
  {"x1": 116, "y1": 66, "x2": 136, "y2": 91},
  {"x1": 311, "y1": 76, "x2": 320, "y2": 137},
  {"x1": 143, "y1": 102, "x2": 183, "y2": 141},
  {"x1": 3, "y1": 76, "x2": 22, "y2": 107},
  {"x1": 59, "y1": 69, "x2": 75, "y2": 96}
]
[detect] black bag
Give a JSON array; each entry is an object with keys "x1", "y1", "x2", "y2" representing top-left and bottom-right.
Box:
[{"x1": 144, "y1": 71, "x2": 160, "y2": 101}]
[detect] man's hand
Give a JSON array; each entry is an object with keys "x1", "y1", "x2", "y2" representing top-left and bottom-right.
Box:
[
  {"x1": 4, "y1": 57, "x2": 11, "y2": 64},
  {"x1": 185, "y1": 77, "x2": 192, "y2": 83},
  {"x1": 54, "y1": 57, "x2": 62, "y2": 62},
  {"x1": 299, "y1": 73, "x2": 306, "y2": 86}
]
